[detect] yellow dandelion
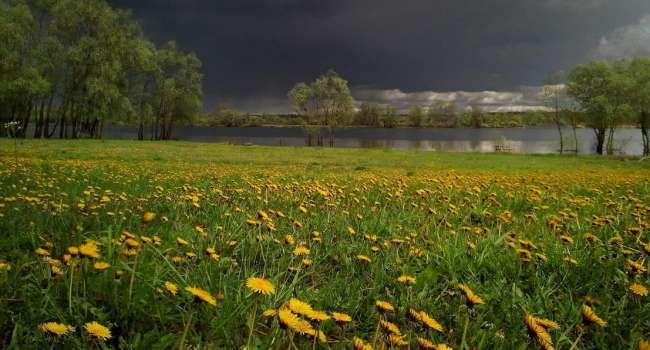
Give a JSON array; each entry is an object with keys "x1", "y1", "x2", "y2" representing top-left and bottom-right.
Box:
[
  {"x1": 185, "y1": 286, "x2": 217, "y2": 306},
  {"x1": 306, "y1": 310, "x2": 330, "y2": 322},
  {"x1": 434, "y1": 344, "x2": 453, "y2": 350},
  {"x1": 387, "y1": 333, "x2": 408, "y2": 347},
  {"x1": 35, "y1": 248, "x2": 50, "y2": 256},
  {"x1": 293, "y1": 246, "x2": 310, "y2": 256},
  {"x1": 353, "y1": 337, "x2": 374, "y2": 350},
  {"x1": 357, "y1": 255, "x2": 372, "y2": 263},
  {"x1": 535, "y1": 318, "x2": 560, "y2": 330},
  {"x1": 78, "y1": 241, "x2": 100, "y2": 259},
  {"x1": 375, "y1": 300, "x2": 395, "y2": 312},
  {"x1": 331, "y1": 311, "x2": 352, "y2": 323},
  {"x1": 629, "y1": 282, "x2": 648, "y2": 297},
  {"x1": 397, "y1": 275, "x2": 416, "y2": 284},
  {"x1": 41, "y1": 322, "x2": 74, "y2": 336},
  {"x1": 288, "y1": 298, "x2": 314, "y2": 316},
  {"x1": 262, "y1": 308, "x2": 277, "y2": 317},
  {"x1": 419, "y1": 311, "x2": 444, "y2": 332},
  {"x1": 246, "y1": 277, "x2": 275, "y2": 295},
  {"x1": 164, "y1": 281, "x2": 178, "y2": 295},
  {"x1": 525, "y1": 315, "x2": 554, "y2": 350},
  {"x1": 582, "y1": 304, "x2": 606, "y2": 327},
  {"x1": 380, "y1": 320, "x2": 401, "y2": 335},
  {"x1": 84, "y1": 321, "x2": 111, "y2": 341},
  {"x1": 142, "y1": 211, "x2": 156, "y2": 224},
  {"x1": 640, "y1": 340, "x2": 650, "y2": 350},
  {"x1": 459, "y1": 284, "x2": 485, "y2": 305},
  {"x1": 417, "y1": 337, "x2": 436, "y2": 349},
  {"x1": 278, "y1": 308, "x2": 301, "y2": 330},
  {"x1": 93, "y1": 262, "x2": 110, "y2": 270}
]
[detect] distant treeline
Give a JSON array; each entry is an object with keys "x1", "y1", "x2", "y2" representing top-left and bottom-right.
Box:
[
  {"x1": 0, "y1": 0, "x2": 203, "y2": 140},
  {"x1": 197, "y1": 104, "x2": 571, "y2": 129}
]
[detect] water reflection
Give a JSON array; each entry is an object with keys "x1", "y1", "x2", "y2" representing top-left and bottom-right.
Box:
[{"x1": 98, "y1": 126, "x2": 644, "y2": 155}]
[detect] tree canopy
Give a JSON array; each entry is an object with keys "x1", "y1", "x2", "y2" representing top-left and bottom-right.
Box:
[{"x1": 0, "y1": 0, "x2": 203, "y2": 140}]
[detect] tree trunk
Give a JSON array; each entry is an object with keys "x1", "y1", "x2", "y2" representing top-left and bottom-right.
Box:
[
  {"x1": 20, "y1": 100, "x2": 33, "y2": 138},
  {"x1": 606, "y1": 128, "x2": 616, "y2": 155},
  {"x1": 555, "y1": 116, "x2": 563, "y2": 154},
  {"x1": 594, "y1": 128, "x2": 606, "y2": 155},
  {"x1": 138, "y1": 121, "x2": 144, "y2": 140}
]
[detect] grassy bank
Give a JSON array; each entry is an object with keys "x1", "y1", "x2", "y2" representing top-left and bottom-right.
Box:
[{"x1": 0, "y1": 140, "x2": 648, "y2": 349}]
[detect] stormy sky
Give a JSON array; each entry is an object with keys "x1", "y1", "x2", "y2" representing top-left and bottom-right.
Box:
[{"x1": 109, "y1": 0, "x2": 650, "y2": 113}]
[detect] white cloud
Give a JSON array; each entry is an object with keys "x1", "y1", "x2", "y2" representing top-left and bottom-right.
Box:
[
  {"x1": 353, "y1": 86, "x2": 553, "y2": 113},
  {"x1": 592, "y1": 15, "x2": 650, "y2": 60}
]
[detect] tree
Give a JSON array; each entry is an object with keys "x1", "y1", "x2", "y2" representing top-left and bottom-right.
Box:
[
  {"x1": 382, "y1": 105, "x2": 398, "y2": 128},
  {"x1": 625, "y1": 58, "x2": 650, "y2": 156},
  {"x1": 288, "y1": 70, "x2": 354, "y2": 145},
  {"x1": 0, "y1": 0, "x2": 203, "y2": 140},
  {"x1": 407, "y1": 105, "x2": 425, "y2": 127},
  {"x1": 427, "y1": 100, "x2": 457, "y2": 127},
  {"x1": 543, "y1": 71, "x2": 570, "y2": 154},
  {"x1": 355, "y1": 101, "x2": 382, "y2": 126},
  {"x1": 468, "y1": 105, "x2": 483, "y2": 128},
  {"x1": 288, "y1": 70, "x2": 354, "y2": 127},
  {"x1": 209, "y1": 104, "x2": 246, "y2": 127},
  {"x1": 567, "y1": 61, "x2": 629, "y2": 155}
]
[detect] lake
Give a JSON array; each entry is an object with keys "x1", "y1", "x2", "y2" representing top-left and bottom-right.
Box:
[{"x1": 102, "y1": 126, "x2": 644, "y2": 155}]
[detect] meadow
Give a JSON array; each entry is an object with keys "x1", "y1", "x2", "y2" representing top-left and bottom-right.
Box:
[{"x1": 0, "y1": 139, "x2": 649, "y2": 349}]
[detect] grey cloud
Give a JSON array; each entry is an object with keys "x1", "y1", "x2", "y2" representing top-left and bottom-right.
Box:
[{"x1": 592, "y1": 15, "x2": 650, "y2": 60}]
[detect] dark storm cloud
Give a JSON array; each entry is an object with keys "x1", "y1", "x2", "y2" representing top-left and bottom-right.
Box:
[{"x1": 109, "y1": 0, "x2": 650, "y2": 113}]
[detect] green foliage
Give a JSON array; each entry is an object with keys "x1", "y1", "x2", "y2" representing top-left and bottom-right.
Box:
[
  {"x1": 407, "y1": 105, "x2": 425, "y2": 127},
  {"x1": 354, "y1": 101, "x2": 383, "y2": 126},
  {"x1": 0, "y1": 0, "x2": 203, "y2": 140},
  {"x1": 288, "y1": 70, "x2": 355, "y2": 127}
]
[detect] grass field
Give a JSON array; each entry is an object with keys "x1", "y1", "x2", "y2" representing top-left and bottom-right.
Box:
[{"x1": 0, "y1": 139, "x2": 649, "y2": 349}]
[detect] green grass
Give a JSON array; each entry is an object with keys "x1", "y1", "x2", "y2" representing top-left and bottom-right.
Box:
[{"x1": 0, "y1": 139, "x2": 648, "y2": 349}]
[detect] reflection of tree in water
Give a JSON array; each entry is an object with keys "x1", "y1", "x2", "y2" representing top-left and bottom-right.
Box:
[
  {"x1": 360, "y1": 139, "x2": 391, "y2": 148},
  {"x1": 470, "y1": 139, "x2": 481, "y2": 152},
  {"x1": 408, "y1": 139, "x2": 425, "y2": 150}
]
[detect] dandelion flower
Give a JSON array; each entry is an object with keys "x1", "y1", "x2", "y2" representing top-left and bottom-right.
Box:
[
  {"x1": 246, "y1": 277, "x2": 275, "y2": 295},
  {"x1": 84, "y1": 321, "x2": 111, "y2": 341},
  {"x1": 459, "y1": 284, "x2": 485, "y2": 305},
  {"x1": 353, "y1": 337, "x2": 373, "y2": 350},
  {"x1": 185, "y1": 286, "x2": 217, "y2": 306},
  {"x1": 142, "y1": 211, "x2": 156, "y2": 224},
  {"x1": 357, "y1": 255, "x2": 371, "y2": 263},
  {"x1": 417, "y1": 337, "x2": 436, "y2": 349},
  {"x1": 331, "y1": 312, "x2": 352, "y2": 323},
  {"x1": 293, "y1": 246, "x2": 310, "y2": 256},
  {"x1": 419, "y1": 311, "x2": 444, "y2": 332},
  {"x1": 288, "y1": 298, "x2": 314, "y2": 316},
  {"x1": 640, "y1": 340, "x2": 650, "y2": 350},
  {"x1": 41, "y1": 322, "x2": 74, "y2": 336},
  {"x1": 582, "y1": 305, "x2": 606, "y2": 327},
  {"x1": 387, "y1": 334, "x2": 408, "y2": 347},
  {"x1": 164, "y1": 281, "x2": 178, "y2": 295},
  {"x1": 79, "y1": 241, "x2": 100, "y2": 259},
  {"x1": 93, "y1": 262, "x2": 109, "y2": 270},
  {"x1": 306, "y1": 310, "x2": 330, "y2": 322},
  {"x1": 525, "y1": 315, "x2": 554, "y2": 350},
  {"x1": 278, "y1": 308, "x2": 301, "y2": 330},
  {"x1": 397, "y1": 275, "x2": 416, "y2": 284},
  {"x1": 375, "y1": 300, "x2": 395, "y2": 312},
  {"x1": 380, "y1": 320, "x2": 401, "y2": 335},
  {"x1": 629, "y1": 282, "x2": 648, "y2": 297},
  {"x1": 263, "y1": 308, "x2": 277, "y2": 317}
]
